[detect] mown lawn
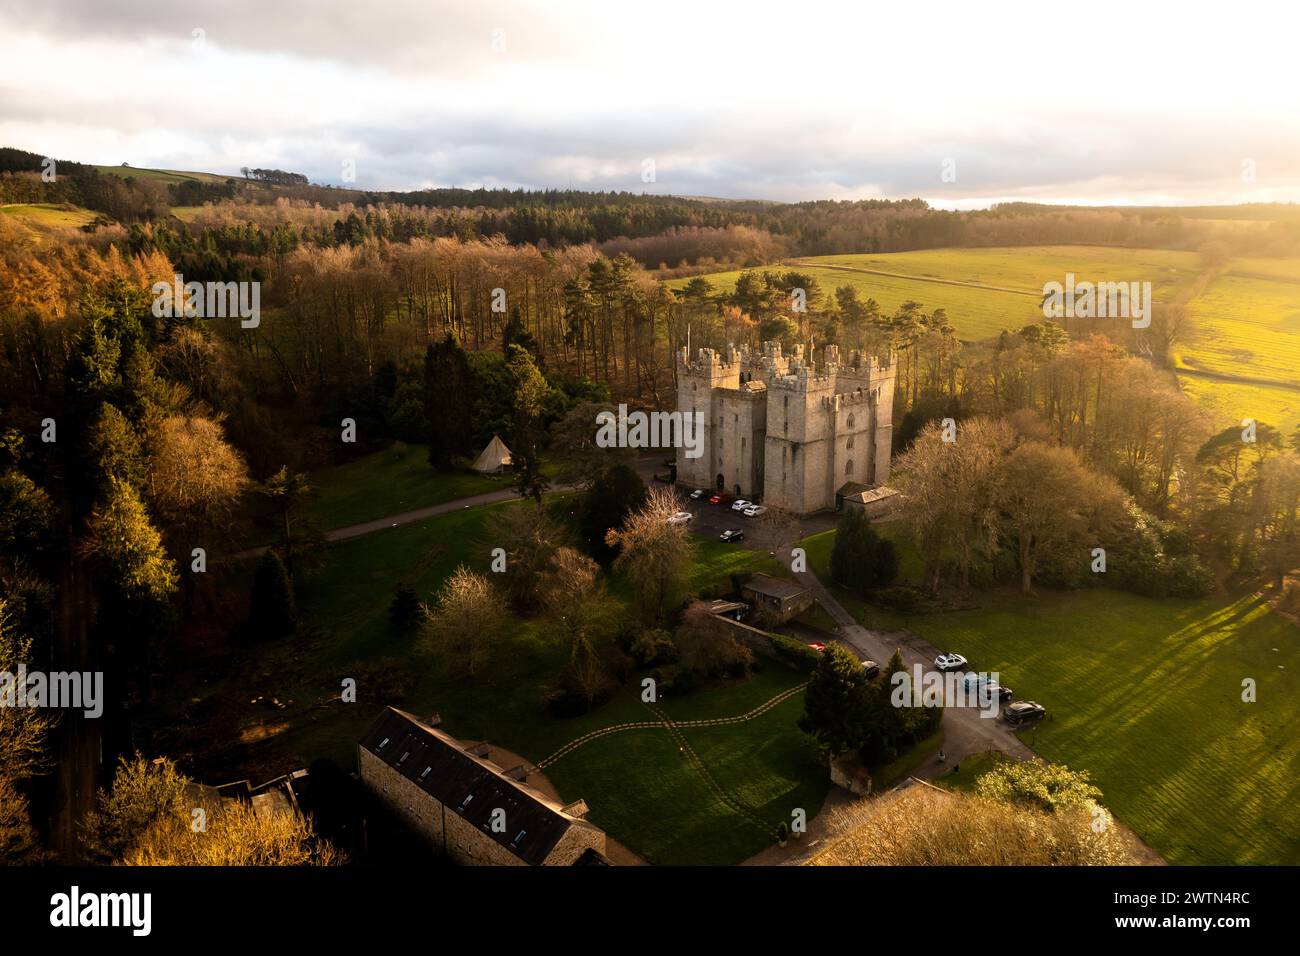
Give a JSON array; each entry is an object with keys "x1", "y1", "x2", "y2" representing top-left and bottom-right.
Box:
[
  {"x1": 806, "y1": 523, "x2": 1300, "y2": 865},
  {"x1": 894, "y1": 588, "x2": 1300, "y2": 865},
  {"x1": 216, "y1": 497, "x2": 828, "y2": 865},
  {"x1": 305, "y1": 442, "x2": 510, "y2": 530}
]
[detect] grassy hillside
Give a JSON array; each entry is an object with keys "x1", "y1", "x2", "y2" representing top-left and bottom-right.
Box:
[
  {"x1": 92, "y1": 164, "x2": 234, "y2": 185},
  {"x1": 0, "y1": 202, "x2": 101, "y2": 230}
]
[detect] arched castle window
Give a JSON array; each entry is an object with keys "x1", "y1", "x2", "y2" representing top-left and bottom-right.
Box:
[
  {"x1": 845, "y1": 459, "x2": 854, "y2": 476},
  {"x1": 846, "y1": 435, "x2": 855, "y2": 450},
  {"x1": 847, "y1": 413, "x2": 855, "y2": 429}
]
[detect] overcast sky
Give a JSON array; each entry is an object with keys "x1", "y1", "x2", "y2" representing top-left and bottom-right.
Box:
[{"x1": 2, "y1": 0, "x2": 1296, "y2": 207}]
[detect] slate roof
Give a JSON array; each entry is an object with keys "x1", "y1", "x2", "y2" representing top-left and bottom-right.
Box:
[
  {"x1": 359, "y1": 707, "x2": 590, "y2": 866},
  {"x1": 742, "y1": 572, "x2": 810, "y2": 602},
  {"x1": 842, "y1": 485, "x2": 900, "y2": 505}
]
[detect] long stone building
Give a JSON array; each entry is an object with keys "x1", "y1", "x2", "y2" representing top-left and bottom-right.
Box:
[
  {"x1": 676, "y1": 341, "x2": 895, "y2": 514},
  {"x1": 359, "y1": 707, "x2": 607, "y2": 866}
]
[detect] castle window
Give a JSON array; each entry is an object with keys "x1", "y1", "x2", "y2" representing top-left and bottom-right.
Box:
[
  {"x1": 847, "y1": 413, "x2": 855, "y2": 429},
  {"x1": 845, "y1": 459, "x2": 854, "y2": 476},
  {"x1": 783, "y1": 396, "x2": 788, "y2": 408},
  {"x1": 846, "y1": 435, "x2": 854, "y2": 450}
]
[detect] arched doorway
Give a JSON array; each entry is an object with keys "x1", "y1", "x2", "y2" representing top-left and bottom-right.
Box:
[{"x1": 715, "y1": 473, "x2": 725, "y2": 491}]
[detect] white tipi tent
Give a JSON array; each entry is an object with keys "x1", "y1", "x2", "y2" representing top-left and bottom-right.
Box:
[{"x1": 471, "y1": 434, "x2": 513, "y2": 474}]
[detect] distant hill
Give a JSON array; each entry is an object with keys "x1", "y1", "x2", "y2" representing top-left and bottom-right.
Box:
[{"x1": 91, "y1": 164, "x2": 236, "y2": 186}]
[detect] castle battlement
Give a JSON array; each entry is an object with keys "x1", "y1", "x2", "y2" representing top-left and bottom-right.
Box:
[
  {"x1": 768, "y1": 366, "x2": 835, "y2": 391},
  {"x1": 675, "y1": 339, "x2": 895, "y2": 515},
  {"x1": 678, "y1": 345, "x2": 745, "y2": 374},
  {"x1": 827, "y1": 388, "x2": 876, "y2": 410}
]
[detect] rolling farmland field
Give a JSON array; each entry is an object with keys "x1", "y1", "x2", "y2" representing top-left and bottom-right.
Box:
[
  {"x1": 676, "y1": 244, "x2": 1300, "y2": 433},
  {"x1": 92, "y1": 164, "x2": 234, "y2": 185}
]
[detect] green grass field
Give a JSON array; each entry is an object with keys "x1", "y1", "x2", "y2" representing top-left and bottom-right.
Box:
[
  {"x1": 674, "y1": 262, "x2": 1042, "y2": 342},
  {"x1": 194, "y1": 496, "x2": 829, "y2": 864},
  {"x1": 803, "y1": 525, "x2": 1300, "y2": 865},
  {"x1": 805, "y1": 245, "x2": 1202, "y2": 302},
  {"x1": 305, "y1": 442, "x2": 509, "y2": 530}
]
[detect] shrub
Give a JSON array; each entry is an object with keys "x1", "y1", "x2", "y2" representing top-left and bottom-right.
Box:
[
  {"x1": 630, "y1": 627, "x2": 677, "y2": 668},
  {"x1": 388, "y1": 583, "x2": 422, "y2": 632},
  {"x1": 769, "y1": 633, "x2": 822, "y2": 673},
  {"x1": 830, "y1": 510, "x2": 898, "y2": 593},
  {"x1": 249, "y1": 550, "x2": 296, "y2": 639},
  {"x1": 874, "y1": 586, "x2": 920, "y2": 613},
  {"x1": 674, "y1": 603, "x2": 753, "y2": 679}
]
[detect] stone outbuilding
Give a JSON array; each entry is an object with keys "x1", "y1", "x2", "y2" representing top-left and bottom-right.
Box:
[
  {"x1": 740, "y1": 573, "x2": 815, "y2": 623},
  {"x1": 358, "y1": 707, "x2": 607, "y2": 866}
]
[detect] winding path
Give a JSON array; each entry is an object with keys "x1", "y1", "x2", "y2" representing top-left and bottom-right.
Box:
[{"x1": 531, "y1": 682, "x2": 807, "y2": 771}]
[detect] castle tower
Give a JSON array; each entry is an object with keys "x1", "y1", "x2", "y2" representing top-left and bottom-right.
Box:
[
  {"x1": 762, "y1": 362, "x2": 837, "y2": 514},
  {"x1": 676, "y1": 346, "x2": 741, "y2": 491},
  {"x1": 675, "y1": 342, "x2": 895, "y2": 513}
]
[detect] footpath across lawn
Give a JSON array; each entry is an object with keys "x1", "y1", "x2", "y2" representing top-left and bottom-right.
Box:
[
  {"x1": 305, "y1": 442, "x2": 510, "y2": 530},
  {"x1": 801, "y1": 528, "x2": 1300, "y2": 865}
]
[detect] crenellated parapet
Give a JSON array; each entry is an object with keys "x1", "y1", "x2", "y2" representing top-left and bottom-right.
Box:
[{"x1": 827, "y1": 387, "x2": 877, "y2": 410}]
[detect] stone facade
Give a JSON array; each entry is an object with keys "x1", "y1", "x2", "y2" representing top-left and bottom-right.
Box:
[{"x1": 676, "y1": 341, "x2": 895, "y2": 514}]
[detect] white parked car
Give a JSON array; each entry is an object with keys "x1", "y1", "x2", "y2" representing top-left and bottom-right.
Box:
[
  {"x1": 688, "y1": 488, "x2": 707, "y2": 500},
  {"x1": 934, "y1": 653, "x2": 968, "y2": 672},
  {"x1": 730, "y1": 499, "x2": 752, "y2": 512},
  {"x1": 743, "y1": 504, "x2": 767, "y2": 517},
  {"x1": 667, "y1": 511, "x2": 693, "y2": 525}
]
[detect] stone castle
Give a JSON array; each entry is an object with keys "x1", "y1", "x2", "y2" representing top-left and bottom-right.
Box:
[{"x1": 675, "y1": 341, "x2": 895, "y2": 514}]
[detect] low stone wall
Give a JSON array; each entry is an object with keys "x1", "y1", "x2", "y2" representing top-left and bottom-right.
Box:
[{"x1": 715, "y1": 616, "x2": 821, "y2": 673}]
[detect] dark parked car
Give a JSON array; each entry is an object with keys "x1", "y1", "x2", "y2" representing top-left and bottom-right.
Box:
[
  {"x1": 719, "y1": 529, "x2": 745, "y2": 543},
  {"x1": 861, "y1": 660, "x2": 880, "y2": 679},
  {"x1": 1003, "y1": 700, "x2": 1046, "y2": 725}
]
